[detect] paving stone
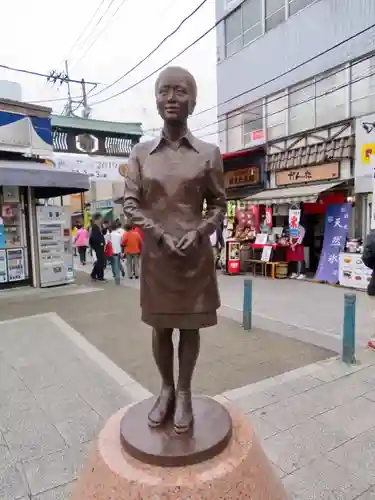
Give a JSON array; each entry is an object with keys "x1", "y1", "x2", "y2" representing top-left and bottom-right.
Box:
[
  {"x1": 0, "y1": 388, "x2": 42, "y2": 433},
  {"x1": 16, "y1": 361, "x2": 70, "y2": 391},
  {"x1": 55, "y1": 410, "x2": 103, "y2": 446},
  {"x1": 328, "y1": 428, "x2": 375, "y2": 481},
  {"x1": 246, "y1": 412, "x2": 280, "y2": 440},
  {"x1": 22, "y1": 442, "x2": 92, "y2": 496},
  {"x1": 32, "y1": 384, "x2": 94, "y2": 423},
  {"x1": 33, "y1": 480, "x2": 77, "y2": 499},
  {"x1": 0, "y1": 461, "x2": 30, "y2": 500},
  {"x1": 77, "y1": 382, "x2": 133, "y2": 420},
  {"x1": 316, "y1": 397, "x2": 375, "y2": 439},
  {"x1": 4, "y1": 409, "x2": 66, "y2": 461},
  {"x1": 262, "y1": 418, "x2": 350, "y2": 474},
  {"x1": 283, "y1": 457, "x2": 371, "y2": 500},
  {"x1": 231, "y1": 390, "x2": 278, "y2": 413}
]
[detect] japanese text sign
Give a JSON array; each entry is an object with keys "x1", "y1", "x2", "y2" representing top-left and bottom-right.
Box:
[
  {"x1": 289, "y1": 209, "x2": 301, "y2": 238},
  {"x1": 315, "y1": 203, "x2": 352, "y2": 283},
  {"x1": 224, "y1": 167, "x2": 260, "y2": 189},
  {"x1": 276, "y1": 163, "x2": 339, "y2": 186}
]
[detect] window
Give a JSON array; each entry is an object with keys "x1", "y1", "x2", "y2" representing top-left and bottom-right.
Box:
[
  {"x1": 266, "y1": 91, "x2": 287, "y2": 139},
  {"x1": 242, "y1": 0, "x2": 262, "y2": 46},
  {"x1": 288, "y1": 0, "x2": 315, "y2": 17},
  {"x1": 225, "y1": 7, "x2": 242, "y2": 57},
  {"x1": 227, "y1": 111, "x2": 243, "y2": 152},
  {"x1": 351, "y1": 56, "x2": 375, "y2": 116},
  {"x1": 288, "y1": 79, "x2": 315, "y2": 134},
  {"x1": 243, "y1": 100, "x2": 263, "y2": 145},
  {"x1": 224, "y1": 0, "x2": 262, "y2": 57},
  {"x1": 265, "y1": 0, "x2": 285, "y2": 32},
  {"x1": 315, "y1": 66, "x2": 348, "y2": 126}
]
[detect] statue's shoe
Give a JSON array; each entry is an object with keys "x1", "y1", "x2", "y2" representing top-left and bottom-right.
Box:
[
  {"x1": 173, "y1": 390, "x2": 193, "y2": 434},
  {"x1": 148, "y1": 386, "x2": 175, "y2": 427}
]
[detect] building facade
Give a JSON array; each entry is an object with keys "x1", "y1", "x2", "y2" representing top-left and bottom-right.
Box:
[{"x1": 216, "y1": 0, "x2": 375, "y2": 240}]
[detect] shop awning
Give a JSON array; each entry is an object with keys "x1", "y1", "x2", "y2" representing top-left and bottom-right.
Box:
[
  {"x1": 245, "y1": 181, "x2": 345, "y2": 205},
  {"x1": 0, "y1": 162, "x2": 89, "y2": 198}
]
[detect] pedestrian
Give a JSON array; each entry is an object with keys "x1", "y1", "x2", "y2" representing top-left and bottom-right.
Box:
[
  {"x1": 89, "y1": 213, "x2": 106, "y2": 282},
  {"x1": 108, "y1": 221, "x2": 126, "y2": 284},
  {"x1": 121, "y1": 225, "x2": 142, "y2": 279},
  {"x1": 210, "y1": 223, "x2": 225, "y2": 270},
  {"x1": 362, "y1": 231, "x2": 375, "y2": 349},
  {"x1": 74, "y1": 223, "x2": 89, "y2": 265}
]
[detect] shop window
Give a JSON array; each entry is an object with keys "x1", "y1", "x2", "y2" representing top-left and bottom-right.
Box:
[
  {"x1": 225, "y1": 7, "x2": 243, "y2": 57},
  {"x1": 289, "y1": 79, "x2": 315, "y2": 134},
  {"x1": 227, "y1": 111, "x2": 243, "y2": 152},
  {"x1": 351, "y1": 55, "x2": 375, "y2": 117},
  {"x1": 315, "y1": 66, "x2": 348, "y2": 127},
  {"x1": 242, "y1": 0, "x2": 262, "y2": 46},
  {"x1": 288, "y1": 0, "x2": 315, "y2": 17},
  {"x1": 265, "y1": 0, "x2": 285, "y2": 32},
  {"x1": 266, "y1": 91, "x2": 287, "y2": 140}
]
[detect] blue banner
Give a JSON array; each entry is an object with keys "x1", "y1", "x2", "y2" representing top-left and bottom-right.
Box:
[
  {"x1": 0, "y1": 219, "x2": 5, "y2": 249},
  {"x1": 315, "y1": 203, "x2": 352, "y2": 283}
]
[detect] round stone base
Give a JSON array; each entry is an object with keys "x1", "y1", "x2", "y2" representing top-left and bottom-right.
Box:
[
  {"x1": 71, "y1": 400, "x2": 287, "y2": 500},
  {"x1": 120, "y1": 396, "x2": 232, "y2": 467}
]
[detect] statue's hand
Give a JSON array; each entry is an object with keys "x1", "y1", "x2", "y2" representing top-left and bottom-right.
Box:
[
  {"x1": 160, "y1": 233, "x2": 184, "y2": 256},
  {"x1": 177, "y1": 230, "x2": 200, "y2": 252}
]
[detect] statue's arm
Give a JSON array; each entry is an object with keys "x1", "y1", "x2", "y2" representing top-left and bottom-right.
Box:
[
  {"x1": 123, "y1": 146, "x2": 164, "y2": 240},
  {"x1": 198, "y1": 146, "x2": 226, "y2": 238}
]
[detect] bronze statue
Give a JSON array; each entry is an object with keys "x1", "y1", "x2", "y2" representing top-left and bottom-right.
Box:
[{"x1": 123, "y1": 66, "x2": 226, "y2": 433}]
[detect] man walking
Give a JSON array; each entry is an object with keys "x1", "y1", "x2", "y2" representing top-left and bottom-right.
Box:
[
  {"x1": 89, "y1": 213, "x2": 106, "y2": 281},
  {"x1": 122, "y1": 225, "x2": 142, "y2": 279}
]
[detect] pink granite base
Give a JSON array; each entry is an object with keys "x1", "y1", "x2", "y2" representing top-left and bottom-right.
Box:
[{"x1": 70, "y1": 400, "x2": 287, "y2": 499}]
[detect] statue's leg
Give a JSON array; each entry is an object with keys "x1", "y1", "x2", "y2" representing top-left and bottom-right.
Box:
[
  {"x1": 174, "y1": 329, "x2": 200, "y2": 433},
  {"x1": 148, "y1": 328, "x2": 175, "y2": 427}
]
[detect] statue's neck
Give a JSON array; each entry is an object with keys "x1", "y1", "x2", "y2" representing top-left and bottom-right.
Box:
[{"x1": 163, "y1": 122, "x2": 188, "y2": 143}]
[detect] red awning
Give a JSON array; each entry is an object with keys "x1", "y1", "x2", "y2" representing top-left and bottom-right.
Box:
[{"x1": 222, "y1": 145, "x2": 264, "y2": 161}]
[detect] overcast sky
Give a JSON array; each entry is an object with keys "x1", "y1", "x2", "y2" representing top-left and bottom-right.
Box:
[{"x1": 0, "y1": 0, "x2": 218, "y2": 143}]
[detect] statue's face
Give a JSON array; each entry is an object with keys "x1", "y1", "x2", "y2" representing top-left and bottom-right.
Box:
[{"x1": 156, "y1": 69, "x2": 196, "y2": 123}]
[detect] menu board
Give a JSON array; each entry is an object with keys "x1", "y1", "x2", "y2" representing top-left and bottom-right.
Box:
[
  {"x1": 6, "y1": 248, "x2": 25, "y2": 282},
  {"x1": 338, "y1": 252, "x2": 372, "y2": 290},
  {"x1": 0, "y1": 249, "x2": 7, "y2": 283}
]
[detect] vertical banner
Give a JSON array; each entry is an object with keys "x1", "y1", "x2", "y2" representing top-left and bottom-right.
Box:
[
  {"x1": 0, "y1": 217, "x2": 4, "y2": 249},
  {"x1": 289, "y1": 209, "x2": 301, "y2": 237},
  {"x1": 251, "y1": 205, "x2": 260, "y2": 233},
  {"x1": 315, "y1": 203, "x2": 352, "y2": 283},
  {"x1": 371, "y1": 160, "x2": 375, "y2": 230},
  {"x1": 265, "y1": 207, "x2": 273, "y2": 227}
]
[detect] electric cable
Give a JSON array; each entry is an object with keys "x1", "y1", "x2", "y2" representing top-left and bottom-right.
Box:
[
  {"x1": 91, "y1": 18, "x2": 375, "y2": 115},
  {"x1": 70, "y1": 0, "x2": 128, "y2": 70},
  {"x1": 89, "y1": 0, "x2": 208, "y2": 99},
  {"x1": 196, "y1": 68, "x2": 375, "y2": 140},
  {"x1": 0, "y1": 62, "x2": 101, "y2": 86}
]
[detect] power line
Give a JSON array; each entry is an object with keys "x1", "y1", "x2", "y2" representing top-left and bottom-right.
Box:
[
  {"x1": 64, "y1": 0, "x2": 107, "y2": 63},
  {"x1": 70, "y1": 0, "x2": 127, "y2": 71},
  {"x1": 197, "y1": 69, "x2": 375, "y2": 140},
  {"x1": 190, "y1": 54, "x2": 371, "y2": 135},
  {"x1": 0, "y1": 62, "x2": 101, "y2": 86},
  {"x1": 89, "y1": 0, "x2": 208, "y2": 99},
  {"x1": 91, "y1": 17, "x2": 375, "y2": 114}
]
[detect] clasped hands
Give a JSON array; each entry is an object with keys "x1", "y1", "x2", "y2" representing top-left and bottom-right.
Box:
[{"x1": 160, "y1": 230, "x2": 200, "y2": 256}]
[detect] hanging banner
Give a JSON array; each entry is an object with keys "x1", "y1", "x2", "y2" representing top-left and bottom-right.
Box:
[
  {"x1": 289, "y1": 209, "x2": 301, "y2": 237},
  {"x1": 251, "y1": 205, "x2": 260, "y2": 233},
  {"x1": 0, "y1": 217, "x2": 5, "y2": 249},
  {"x1": 371, "y1": 160, "x2": 375, "y2": 230},
  {"x1": 315, "y1": 203, "x2": 352, "y2": 283},
  {"x1": 265, "y1": 207, "x2": 273, "y2": 227}
]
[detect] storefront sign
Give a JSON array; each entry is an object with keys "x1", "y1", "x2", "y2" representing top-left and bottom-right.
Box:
[
  {"x1": 276, "y1": 163, "x2": 339, "y2": 186},
  {"x1": 226, "y1": 240, "x2": 241, "y2": 274},
  {"x1": 289, "y1": 209, "x2": 301, "y2": 237},
  {"x1": 315, "y1": 203, "x2": 352, "y2": 283},
  {"x1": 244, "y1": 129, "x2": 265, "y2": 148},
  {"x1": 51, "y1": 153, "x2": 126, "y2": 181},
  {"x1": 355, "y1": 113, "x2": 375, "y2": 193},
  {"x1": 339, "y1": 252, "x2": 372, "y2": 290},
  {"x1": 224, "y1": 167, "x2": 260, "y2": 189}
]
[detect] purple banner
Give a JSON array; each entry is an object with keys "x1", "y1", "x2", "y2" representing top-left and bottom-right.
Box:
[{"x1": 315, "y1": 203, "x2": 352, "y2": 283}]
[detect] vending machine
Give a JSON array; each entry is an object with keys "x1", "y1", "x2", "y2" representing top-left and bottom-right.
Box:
[{"x1": 36, "y1": 206, "x2": 74, "y2": 287}]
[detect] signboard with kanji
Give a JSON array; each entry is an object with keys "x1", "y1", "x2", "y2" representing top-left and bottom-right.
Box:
[{"x1": 276, "y1": 163, "x2": 339, "y2": 186}]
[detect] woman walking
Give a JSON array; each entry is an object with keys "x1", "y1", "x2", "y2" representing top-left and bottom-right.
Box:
[{"x1": 74, "y1": 224, "x2": 89, "y2": 265}]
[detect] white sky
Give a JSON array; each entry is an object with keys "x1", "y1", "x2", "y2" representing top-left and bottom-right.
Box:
[{"x1": 0, "y1": 0, "x2": 218, "y2": 143}]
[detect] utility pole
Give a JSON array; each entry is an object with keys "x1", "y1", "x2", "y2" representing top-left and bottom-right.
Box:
[
  {"x1": 64, "y1": 60, "x2": 73, "y2": 116},
  {"x1": 81, "y1": 78, "x2": 91, "y2": 118}
]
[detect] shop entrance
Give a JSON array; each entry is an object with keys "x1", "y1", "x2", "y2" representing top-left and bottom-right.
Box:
[
  {"x1": 303, "y1": 213, "x2": 325, "y2": 274},
  {"x1": 0, "y1": 186, "x2": 32, "y2": 289}
]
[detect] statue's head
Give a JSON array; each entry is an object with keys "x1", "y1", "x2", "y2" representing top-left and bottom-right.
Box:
[{"x1": 155, "y1": 66, "x2": 197, "y2": 124}]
